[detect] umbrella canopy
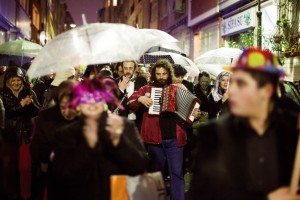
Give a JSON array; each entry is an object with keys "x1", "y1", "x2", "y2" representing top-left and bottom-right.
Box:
[
  {"x1": 27, "y1": 23, "x2": 176, "y2": 79},
  {"x1": 147, "y1": 42, "x2": 185, "y2": 55},
  {"x1": 0, "y1": 39, "x2": 42, "y2": 57},
  {"x1": 139, "y1": 29, "x2": 185, "y2": 55},
  {"x1": 0, "y1": 54, "x2": 31, "y2": 67},
  {"x1": 140, "y1": 51, "x2": 199, "y2": 78},
  {"x1": 139, "y1": 29, "x2": 178, "y2": 43},
  {"x1": 195, "y1": 47, "x2": 242, "y2": 65}
]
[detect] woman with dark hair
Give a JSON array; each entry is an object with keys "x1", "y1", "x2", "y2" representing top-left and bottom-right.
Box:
[
  {"x1": 2, "y1": 66, "x2": 40, "y2": 200},
  {"x1": 208, "y1": 71, "x2": 231, "y2": 119},
  {"x1": 52, "y1": 77, "x2": 148, "y2": 200},
  {"x1": 113, "y1": 62, "x2": 123, "y2": 79},
  {"x1": 30, "y1": 80, "x2": 78, "y2": 200}
]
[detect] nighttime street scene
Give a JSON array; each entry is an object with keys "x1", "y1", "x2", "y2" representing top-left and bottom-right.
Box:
[{"x1": 0, "y1": 0, "x2": 300, "y2": 199}]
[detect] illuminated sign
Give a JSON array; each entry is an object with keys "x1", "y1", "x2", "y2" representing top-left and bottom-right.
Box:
[{"x1": 221, "y1": 7, "x2": 256, "y2": 36}]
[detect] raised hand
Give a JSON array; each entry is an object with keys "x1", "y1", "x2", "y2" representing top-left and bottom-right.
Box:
[{"x1": 118, "y1": 77, "x2": 130, "y2": 91}]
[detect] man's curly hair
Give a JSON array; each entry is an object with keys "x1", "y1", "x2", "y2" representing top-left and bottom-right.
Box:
[{"x1": 150, "y1": 59, "x2": 175, "y2": 86}]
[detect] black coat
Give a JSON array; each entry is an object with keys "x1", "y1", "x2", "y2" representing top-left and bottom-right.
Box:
[
  {"x1": 3, "y1": 87, "x2": 40, "y2": 144},
  {"x1": 31, "y1": 105, "x2": 78, "y2": 164},
  {"x1": 207, "y1": 94, "x2": 229, "y2": 119},
  {"x1": 189, "y1": 110, "x2": 299, "y2": 200},
  {"x1": 52, "y1": 113, "x2": 148, "y2": 200},
  {"x1": 115, "y1": 76, "x2": 147, "y2": 130},
  {"x1": 194, "y1": 84, "x2": 211, "y2": 113},
  {"x1": 182, "y1": 80, "x2": 194, "y2": 94}
]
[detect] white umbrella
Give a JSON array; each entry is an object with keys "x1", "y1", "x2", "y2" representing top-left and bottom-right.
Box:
[
  {"x1": 27, "y1": 23, "x2": 176, "y2": 79},
  {"x1": 195, "y1": 47, "x2": 242, "y2": 65},
  {"x1": 139, "y1": 29, "x2": 184, "y2": 55},
  {"x1": 147, "y1": 42, "x2": 185, "y2": 55},
  {"x1": 139, "y1": 29, "x2": 178, "y2": 43}
]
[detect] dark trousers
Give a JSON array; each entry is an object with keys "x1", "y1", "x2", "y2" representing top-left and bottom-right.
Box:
[{"x1": 146, "y1": 139, "x2": 184, "y2": 200}]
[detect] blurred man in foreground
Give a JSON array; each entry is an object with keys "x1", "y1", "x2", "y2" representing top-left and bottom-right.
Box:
[{"x1": 189, "y1": 48, "x2": 300, "y2": 200}]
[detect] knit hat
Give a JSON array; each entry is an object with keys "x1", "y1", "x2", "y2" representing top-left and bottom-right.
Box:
[
  {"x1": 51, "y1": 67, "x2": 75, "y2": 87},
  {"x1": 224, "y1": 48, "x2": 286, "y2": 77}
]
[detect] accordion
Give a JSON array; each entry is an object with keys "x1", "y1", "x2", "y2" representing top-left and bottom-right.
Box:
[{"x1": 148, "y1": 84, "x2": 200, "y2": 126}]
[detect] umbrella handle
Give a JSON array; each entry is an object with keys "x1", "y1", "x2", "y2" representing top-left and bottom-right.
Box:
[
  {"x1": 82, "y1": 14, "x2": 87, "y2": 25},
  {"x1": 113, "y1": 93, "x2": 128, "y2": 114}
]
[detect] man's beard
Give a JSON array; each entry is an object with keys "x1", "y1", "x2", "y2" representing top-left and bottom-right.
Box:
[{"x1": 156, "y1": 79, "x2": 168, "y2": 87}]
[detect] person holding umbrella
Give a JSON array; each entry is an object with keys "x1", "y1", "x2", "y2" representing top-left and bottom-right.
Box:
[{"x1": 189, "y1": 48, "x2": 300, "y2": 200}]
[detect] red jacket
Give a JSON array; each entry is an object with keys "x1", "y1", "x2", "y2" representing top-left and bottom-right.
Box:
[{"x1": 128, "y1": 85, "x2": 187, "y2": 147}]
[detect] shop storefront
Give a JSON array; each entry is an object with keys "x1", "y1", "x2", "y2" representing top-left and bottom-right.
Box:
[
  {"x1": 221, "y1": 7, "x2": 257, "y2": 47},
  {"x1": 221, "y1": 1, "x2": 278, "y2": 50}
]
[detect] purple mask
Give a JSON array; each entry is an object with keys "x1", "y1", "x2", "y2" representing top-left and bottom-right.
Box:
[{"x1": 78, "y1": 91, "x2": 104, "y2": 104}]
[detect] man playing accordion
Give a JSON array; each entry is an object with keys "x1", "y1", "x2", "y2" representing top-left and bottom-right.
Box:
[{"x1": 128, "y1": 59, "x2": 200, "y2": 200}]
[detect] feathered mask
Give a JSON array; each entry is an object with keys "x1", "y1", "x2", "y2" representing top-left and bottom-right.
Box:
[{"x1": 72, "y1": 77, "x2": 121, "y2": 109}]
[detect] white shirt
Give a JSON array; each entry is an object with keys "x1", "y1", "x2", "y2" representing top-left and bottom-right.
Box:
[{"x1": 120, "y1": 76, "x2": 136, "y2": 120}]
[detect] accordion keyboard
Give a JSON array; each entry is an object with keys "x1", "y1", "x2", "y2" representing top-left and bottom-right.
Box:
[{"x1": 149, "y1": 87, "x2": 163, "y2": 115}]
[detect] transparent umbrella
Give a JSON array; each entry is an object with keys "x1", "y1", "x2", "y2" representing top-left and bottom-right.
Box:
[
  {"x1": 27, "y1": 23, "x2": 176, "y2": 79},
  {"x1": 195, "y1": 47, "x2": 242, "y2": 65},
  {"x1": 0, "y1": 54, "x2": 31, "y2": 67},
  {"x1": 139, "y1": 29, "x2": 185, "y2": 55},
  {"x1": 0, "y1": 39, "x2": 42, "y2": 66},
  {"x1": 0, "y1": 39, "x2": 42, "y2": 57}
]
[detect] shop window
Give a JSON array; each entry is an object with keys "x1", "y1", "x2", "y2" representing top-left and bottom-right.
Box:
[
  {"x1": 198, "y1": 23, "x2": 219, "y2": 55},
  {"x1": 174, "y1": 0, "x2": 185, "y2": 12}
]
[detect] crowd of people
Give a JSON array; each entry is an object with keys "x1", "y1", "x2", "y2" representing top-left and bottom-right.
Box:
[{"x1": 0, "y1": 47, "x2": 299, "y2": 200}]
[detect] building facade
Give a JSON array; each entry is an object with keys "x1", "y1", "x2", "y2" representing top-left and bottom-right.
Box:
[
  {"x1": 188, "y1": 0, "x2": 279, "y2": 60},
  {"x1": 99, "y1": 0, "x2": 190, "y2": 56},
  {"x1": 0, "y1": 0, "x2": 74, "y2": 46},
  {"x1": 0, "y1": 0, "x2": 31, "y2": 43}
]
